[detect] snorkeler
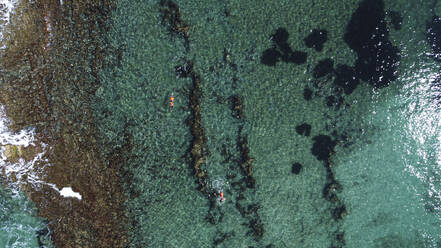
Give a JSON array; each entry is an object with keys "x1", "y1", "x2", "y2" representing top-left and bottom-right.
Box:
[{"x1": 169, "y1": 93, "x2": 175, "y2": 111}]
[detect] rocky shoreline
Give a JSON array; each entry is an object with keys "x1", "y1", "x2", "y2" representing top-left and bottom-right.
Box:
[{"x1": 0, "y1": 1, "x2": 127, "y2": 247}]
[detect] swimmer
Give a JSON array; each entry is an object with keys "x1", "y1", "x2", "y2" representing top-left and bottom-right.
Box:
[
  {"x1": 169, "y1": 93, "x2": 175, "y2": 111},
  {"x1": 220, "y1": 192, "x2": 225, "y2": 202}
]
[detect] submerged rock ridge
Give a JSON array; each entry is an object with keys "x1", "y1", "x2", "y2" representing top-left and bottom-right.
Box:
[
  {"x1": 0, "y1": 1, "x2": 127, "y2": 247},
  {"x1": 161, "y1": 0, "x2": 209, "y2": 194},
  {"x1": 179, "y1": 61, "x2": 210, "y2": 192},
  {"x1": 166, "y1": 2, "x2": 264, "y2": 239},
  {"x1": 311, "y1": 134, "x2": 346, "y2": 247},
  {"x1": 160, "y1": 0, "x2": 190, "y2": 51},
  {"x1": 233, "y1": 97, "x2": 264, "y2": 241}
]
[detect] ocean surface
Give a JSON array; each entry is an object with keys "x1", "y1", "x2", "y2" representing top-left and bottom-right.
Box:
[{"x1": 1, "y1": 0, "x2": 441, "y2": 247}]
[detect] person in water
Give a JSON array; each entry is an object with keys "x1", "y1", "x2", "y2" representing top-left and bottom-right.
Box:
[
  {"x1": 169, "y1": 93, "x2": 175, "y2": 111},
  {"x1": 220, "y1": 192, "x2": 225, "y2": 202}
]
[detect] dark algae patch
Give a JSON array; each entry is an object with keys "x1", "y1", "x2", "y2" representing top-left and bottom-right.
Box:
[
  {"x1": 288, "y1": 51, "x2": 308, "y2": 65},
  {"x1": 313, "y1": 58, "x2": 334, "y2": 78},
  {"x1": 311, "y1": 135, "x2": 337, "y2": 162},
  {"x1": 304, "y1": 29, "x2": 328, "y2": 52},
  {"x1": 296, "y1": 123, "x2": 311, "y2": 136},
  {"x1": 291, "y1": 162, "x2": 303, "y2": 174},
  {"x1": 261, "y1": 27, "x2": 307, "y2": 66},
  {"x1": 333, "y1": 64, "x2": 360, "y2": 95},
  {"x1": 303, "y1": 87, "x2": 313, "y2": 100},
  {"x1": 344, "y1": 0, "x2": 400, "y2": 88},
  {"x1": 272, "y1": 27, "x2": 289, "y2": 47},
  {"x1": 261, "y1": 48, "x2": 281, "y2": 66}
]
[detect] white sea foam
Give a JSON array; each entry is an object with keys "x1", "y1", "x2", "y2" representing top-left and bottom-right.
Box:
[
  {"x1": 0, "y1": 106, "x2": 36, "y2": 146},
  {"x1": 0, "y1": 105, "x2": 46, "y2": 194},
  {"x1": 0, "y1": 0, "x2": 16, "y2": 24},
  {"x1": 0, "y1": 0, "x2": 17, "y2": 46},
  {"x1": 59, "y1": 187, "x2": 82, "y2": 200},
  {"x1": 0, "y1": 106, "x2": 81, "y2": 200}
]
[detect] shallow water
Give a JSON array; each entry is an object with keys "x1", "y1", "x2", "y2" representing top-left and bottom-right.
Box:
[
  {"x1": 0, "y1": 188, "x2": 51, "y2": 248},
  {"x1": 1, "y1": 0, "x2": 441, "y2": 247}
]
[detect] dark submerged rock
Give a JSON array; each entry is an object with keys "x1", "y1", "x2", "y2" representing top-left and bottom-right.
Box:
[
  {"x1": 304, "y1": 29, "x2": 328, "y2": 52},
  {"x1": 261, "y1": 48, "x2": 281, "y2": 66},
  {"x1": 336, "y1": 232, "x2": 346, "y2": 246},
  {"x1": 237, "y1": 136, "x2": 255, "y2": 189},
  {"x1": 175, "y1": 63, "x2": 192, "y2": 78},
  {"x1": 388, "y1": 11, "x2": 403, "y2": 30},
  {"x1": 291, "y1": 162, "x2": 303, "y2": 174},
  {"x1": 279, "y1": 43, "x2": 294, "y2": 57},
  {"x1": 311, "y1": 135, "x2": 337, "y2": 162},
  {"x1": 231, "y1": 95, "x2": 243, "y2": 119},
  {"x1": 295, "y1": 123, "x2": 311, "y2": 136},
  {"x1": 303, "y1": 87, "x2": 313, "y2": 100},
  {"x1": 326, "y1": 96, "x2": 336, "y2": 107},
  {"x1": 262, "y1": 27, "x2": 308, "y2": 66},
  {"x1": 213, "y1": 232, "x2": 235, "y2": 246},
  {"x1": 287, "y1": 51, "x2": 307, "y2": 64},
  {"x1": 323, "y1": 181, "x2": 342, "y2": 202},
  {"x1": 271, "y1": 28, "x2": 289, "y2": 47},
  {"x1": 344, "y1": 0, "x2": 400, "y2": 88},
  {"x1": 326, "y1": 95, "x2": 344, "y2": 109},
  {"x1": 333, "y1": 204, "x2": 347, "y2": 220},
  {"x1": 333, "y1": 64, "x2": 360, "y2": 95},
  {"x1": 248, "y1": 218, "x2": 264, "y2": 240},
  {"x1": 313, "y1": 58, "x2": 334, "y2": 78}
]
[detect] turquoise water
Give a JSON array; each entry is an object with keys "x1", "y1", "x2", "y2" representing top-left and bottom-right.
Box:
[
  {"x1": 0, "y1": 187, "x2": 52, "y2": 248},
  {"x1": 2, "y1": 0, "x2": 441, "y2": 247}
]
